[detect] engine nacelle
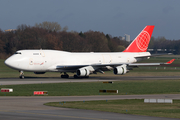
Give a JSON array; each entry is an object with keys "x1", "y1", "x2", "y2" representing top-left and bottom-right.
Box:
[
  {"x1": 77, "y1": 68, "x2": 90, "y2": 77},
  {"x1": 113, "y1": 65, "x2": 127, "y2": 75},
  {"x1": 34, "y1": 72, "x2": 46, "y2": 74}
]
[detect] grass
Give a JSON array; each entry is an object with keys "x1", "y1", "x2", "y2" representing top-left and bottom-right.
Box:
[
  {"x1": 45, "y1": 99, "x2": 180, "y2": 119},
  {"x1": 1, "y1": 80, "x2": 180, "y2": 96}
]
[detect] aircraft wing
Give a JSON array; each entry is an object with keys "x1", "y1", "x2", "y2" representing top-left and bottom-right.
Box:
[
  {"x1": 56, "y1": 63, "x2": 113, "y2": 70},
  {"x1": 56, "y1": 65, "x2": 88, "y2": 70},
  {"x1": 128, "y1": 59, "x2": 175, "y2": 67},
  {"x1": 92, "y1": 59, "x2": 175, "y2": 67},
  {"x1": 56, "y1": 59, "x2": 175, "y2": 71}
]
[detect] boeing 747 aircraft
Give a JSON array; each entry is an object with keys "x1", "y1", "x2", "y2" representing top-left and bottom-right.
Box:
[{"x1": 4, "y1": 25, "x2": 175, "y2": 79}]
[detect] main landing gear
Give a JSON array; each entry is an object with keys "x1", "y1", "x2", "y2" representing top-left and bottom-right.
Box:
[
  {"x1": 61, "y1": 72, "x2": 69, "y2": 78},
  {"x1": 60, "y1": 73, "x2": 89, "y2": 79},
  {"x1": 73, "y1": 74, "x2": 89, "y2": 79},
  {"x1": 19, "y1": 71, "x2": 24, "y2": 79}
]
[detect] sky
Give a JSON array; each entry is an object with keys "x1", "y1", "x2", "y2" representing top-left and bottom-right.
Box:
[{"x1": 0, "y1": 0, "x2": 180, "y2": 40}]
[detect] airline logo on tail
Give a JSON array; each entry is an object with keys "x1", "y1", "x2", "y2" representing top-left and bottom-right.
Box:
[
  {"x1": 123, "y1": 25, "x2": 155, "y2": 52},
  {"x1": 136, "y1": 31, "x2": 150, "y2": 51}
]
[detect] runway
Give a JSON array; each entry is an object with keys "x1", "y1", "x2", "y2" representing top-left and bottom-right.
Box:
[
  {"x1": 1, "y1": 75, "x2": 180, "y2": 85},
  {"x1": 0, "y1": 76, "x2": 180, "y2": 120}
]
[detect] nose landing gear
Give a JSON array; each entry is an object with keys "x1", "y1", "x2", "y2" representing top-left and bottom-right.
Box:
[{"x1": 19, "y1": 71, "x2": 24, "y2": 79}]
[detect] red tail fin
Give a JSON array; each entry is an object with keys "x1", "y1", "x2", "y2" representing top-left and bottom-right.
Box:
[{"x1": 123, "y1": 25, "x2": 155, "y2": 52}]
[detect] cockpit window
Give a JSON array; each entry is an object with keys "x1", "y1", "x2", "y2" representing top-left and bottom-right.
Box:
[{"x1": 15, "y1": 52, "x2": 21, "y2": 54}]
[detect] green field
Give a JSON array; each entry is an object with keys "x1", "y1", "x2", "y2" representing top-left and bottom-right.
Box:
[
  {"x1": 45, "y1": 99, "x2": 180, "y2": 119},
  {"x1": 1, "y1": 80, "x2": 180, "y2": 96}
]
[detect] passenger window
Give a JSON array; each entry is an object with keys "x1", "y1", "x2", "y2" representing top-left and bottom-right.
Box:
[{"x1": 33, "y1": 53, "x2": 39, "y2": 55}]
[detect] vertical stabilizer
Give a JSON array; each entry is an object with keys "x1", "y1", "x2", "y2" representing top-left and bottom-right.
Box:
[{"x1": 123, "y1": 25, "x2": 154, "y2": 52}]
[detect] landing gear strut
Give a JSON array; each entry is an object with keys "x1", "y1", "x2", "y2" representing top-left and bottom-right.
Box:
[
  {"x1": 61, "y1": 72, "x2": 69, "y2": 78},
  {"x1": 19, "y1": 71, "x2": 24, "y2": 79}
]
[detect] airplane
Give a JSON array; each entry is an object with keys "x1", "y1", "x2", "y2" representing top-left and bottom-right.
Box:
[{"x1": 4, "y1": 25, "x2": 175, "y2": 79}]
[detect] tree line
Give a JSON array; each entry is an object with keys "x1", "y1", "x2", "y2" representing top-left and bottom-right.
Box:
[
  {"x1": 0, "y1": 22, "x2": 128, "y2": 59},
  {"x1": 0, "y1": 22, "x2": 180, "y2": 59},
  {"x1": 148, "y1": 37, "x2": 180, "y2": 54}
]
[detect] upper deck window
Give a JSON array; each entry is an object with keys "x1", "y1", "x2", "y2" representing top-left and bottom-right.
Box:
[
  {"x1": 33, "y1": 53, "x2": 39, "y2": 55},
  {"x1": 15, "y1": 52, "x2": 21, "y2": 54}
]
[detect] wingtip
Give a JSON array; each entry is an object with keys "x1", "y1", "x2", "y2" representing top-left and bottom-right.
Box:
[{"x1": 166, "y1": 59, "x2": 175, "y2": 64}]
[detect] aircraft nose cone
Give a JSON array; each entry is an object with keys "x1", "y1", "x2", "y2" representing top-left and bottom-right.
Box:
[
  {"x1": 4, "y1": 58, "x2": 12, "y2": 67},
  {"x1": 4, "y1": 57, "x2": 17, "y2": 69}
]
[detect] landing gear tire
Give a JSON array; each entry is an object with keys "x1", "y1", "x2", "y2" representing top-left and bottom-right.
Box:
[
  {"x1": 19, "y1": 71, "x2": 24, "y2": 79},
  {"x1": 61, "y1": 74, "x2": 69, "y2": 78},
  {"x1": 74, "y1": 75, "x2": 79, "y2": 79},
  {"x1": 19, "y1": 75, "x2": 24, "y2": 79}
]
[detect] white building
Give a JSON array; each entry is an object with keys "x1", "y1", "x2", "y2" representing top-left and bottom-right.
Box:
[{"x1": 125, "y1": 34, "x2": 130, "y2": 42}]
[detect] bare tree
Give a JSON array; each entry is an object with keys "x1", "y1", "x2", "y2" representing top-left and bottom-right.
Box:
[
  {"x1": 17, "y1": 24, "x2": 29, "y2": 31},
  {"x1": 62, "y1": 26, "x2": 68, "y2": 32},
  {"x1": 35, "y1": 21, "x2": 61, "y2": 32}
]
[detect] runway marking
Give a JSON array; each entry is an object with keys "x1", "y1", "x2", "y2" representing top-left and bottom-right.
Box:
[{"x1": 0, "y1": 110, "x2": 108, "y2": 120}]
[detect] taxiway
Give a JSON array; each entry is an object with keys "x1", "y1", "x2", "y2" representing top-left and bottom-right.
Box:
[{"x1": 1, "y1": 75, "x2": 180, "y2": 85}]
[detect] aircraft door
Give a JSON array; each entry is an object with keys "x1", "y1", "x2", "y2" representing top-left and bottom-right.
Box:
[
  {"x1": 39, "y1": 50, "x2": 47, "y2": 70},
  {"x1": 29, "y1": 58, "x2": 33, "y2": 65},
  {"x1": 102, "y1": 54, "x2": 112, "y2": 64},
  {"x1": 40, "y1": 49, "x2": 45, "y2": 57}
]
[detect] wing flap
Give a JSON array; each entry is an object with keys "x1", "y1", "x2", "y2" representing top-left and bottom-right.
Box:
[
  {"x1": 128, "y1": 63, "x2": 161, "y2": 66},
  {"x1": 129, "y1": 59, "x2": 175, "y2": 67}
]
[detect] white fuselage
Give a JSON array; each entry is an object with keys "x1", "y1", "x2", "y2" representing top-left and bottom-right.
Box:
[{"x1": 5, "y1": 50, "x2": 151, "y2": 72}]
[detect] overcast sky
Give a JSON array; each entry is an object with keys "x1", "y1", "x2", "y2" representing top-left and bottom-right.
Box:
[{"x1": 0, "y1": 0, "x2": 180, "y2": 40}]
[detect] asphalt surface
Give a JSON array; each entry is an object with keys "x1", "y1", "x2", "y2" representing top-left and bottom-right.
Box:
[
  {"x1": 1, "y1": 95, "x2": 180, "y2": 120},
  {"x1": 0, "y1": 77, "x2": 180, "y2": 120},
  {"x1": 1, "y1": 75, "x2": 180, "y2": 85}
]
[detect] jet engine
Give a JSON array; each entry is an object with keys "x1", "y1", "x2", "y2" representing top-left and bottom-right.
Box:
[
  {"x1": 77, "y1": 68, "x2": 90, "y2": 77},
  {"x1": 113, "y1": 65, "x2": 127, "y2": 75}
]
